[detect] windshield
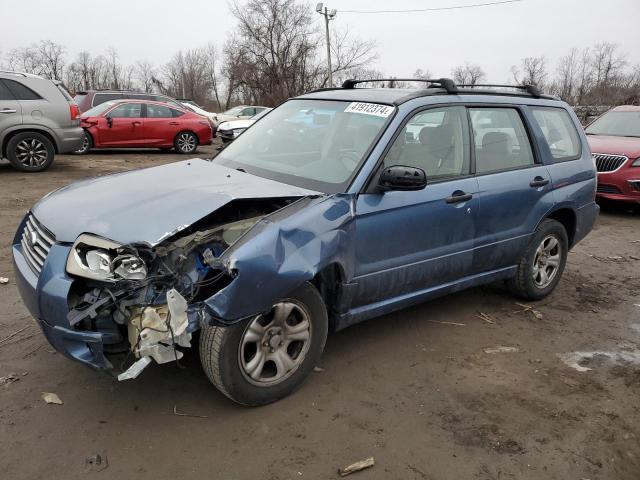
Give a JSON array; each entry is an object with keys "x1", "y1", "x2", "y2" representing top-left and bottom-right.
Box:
[
  {"x1": 586, "y1": 110, "x2": 640, "y2": 137},
  {"x1": 82, "y1": 101, "x2": 117, "y2": 117},
  {"x1": 216, "y1": 99, "x2": 394, "y2": 193}
]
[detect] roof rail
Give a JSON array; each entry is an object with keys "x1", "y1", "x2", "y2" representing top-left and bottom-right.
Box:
[
  {"x1": 458, "y1": 83, "x2": 542, "y2": 98},
  {"x1": 342, "y1": 78, "x2": 458, "y2": 94},
  {"x1": 0, "y1": 70, "x2": 43, "y2": 79}
]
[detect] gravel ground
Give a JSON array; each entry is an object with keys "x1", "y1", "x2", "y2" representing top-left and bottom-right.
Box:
[{"x1": 0, "y1": 146, "x2": 639, "y2": 480}]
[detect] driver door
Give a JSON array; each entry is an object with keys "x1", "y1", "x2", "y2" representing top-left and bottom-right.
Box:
[
  {"x1": 99, "y1": 102, "x2": 144, "y2": 146},
  {"x1": 352, "y1": 106, "x2": 479, "y2": 307}
]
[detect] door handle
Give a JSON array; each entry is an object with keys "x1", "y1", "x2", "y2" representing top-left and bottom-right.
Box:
[
  {"x1": 131, "y1": 121, "x2": 142, "y2": 126},
  {"x1": 0, "y1": 108, "x2": 17, "y2": 114},
  {"x1": 169, "y1": 121, "x2": 179, "y2": 125},
  {"x1": 530, "y1": 177, "x2": 549, "y2": 188},
  {"x1": 445, "y1": 191, "x2": 473, "y2": 204}
]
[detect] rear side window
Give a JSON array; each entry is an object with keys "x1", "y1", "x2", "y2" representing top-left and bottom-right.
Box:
[
  {"x1": 146, "y1": 104, "x2": 173, "y2": 118},
  {"x1": 469, "y1": 108, "x2": 534, "y2": 174},
  {"x1": 0, "y1": 80, "x2": 15, "y2": 100},
  {"x1": 170, "y1": 108, "x2": 185, "y2": 118},
  {"x1": 93, "y1": 93, "x2": 124, "y2": 106},
  {"x1": 531, "y1": 107, "x2": 581, "y2": 161},
  {"x1": 3, "y1": 79, "x2": 41, "y2": 100}
]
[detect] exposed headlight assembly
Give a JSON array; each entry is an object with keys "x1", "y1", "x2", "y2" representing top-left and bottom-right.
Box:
[
  {"x1": 632, "y1": 157, "x2": 640, "y2": 167},
  {"x1": 66, "y1": 234, "x2": 147, "y2": 282},
  {"x1": 232, "y1": 128, "x2": 247, "y2": 137}
]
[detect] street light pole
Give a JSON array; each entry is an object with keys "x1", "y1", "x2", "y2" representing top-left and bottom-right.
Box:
[{"x1": 316, "y1": 3, "x2": 337, "y2": 88}]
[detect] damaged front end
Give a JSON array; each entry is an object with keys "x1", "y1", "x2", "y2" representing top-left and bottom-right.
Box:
[{"x1": 65, "y1": 198, "x2": 299, "y2": 380}]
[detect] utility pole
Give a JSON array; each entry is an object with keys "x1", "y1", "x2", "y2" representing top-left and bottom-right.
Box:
[{"x1": 316, "y1": 3, "x2": 337, "y2": 87}]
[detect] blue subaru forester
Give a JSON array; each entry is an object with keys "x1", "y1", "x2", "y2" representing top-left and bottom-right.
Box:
[{"x1": 13, "y1": 78, "x2": 598, "y2": 405}]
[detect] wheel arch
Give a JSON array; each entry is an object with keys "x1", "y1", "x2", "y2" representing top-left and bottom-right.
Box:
[
  {"x1": 542, "y1": 207, "x2": 577, "y2": 248},
  {"x1": 311, "y1": 262, "x2": 349, "y2": 330},
  {"x1": 2, "y1": 127, "x2": 59, "y2": 157}
]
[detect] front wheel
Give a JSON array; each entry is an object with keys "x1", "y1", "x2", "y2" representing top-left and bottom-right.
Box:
[
  {"x1": 509, "y1": 219, "x2": 568, "y2": 300},
  {"x1": 199, "y1": 282, "x2": 328, "y2": 406},
  {"x1": 174, "y1": 131, "x2": 198, "y2": 154}
]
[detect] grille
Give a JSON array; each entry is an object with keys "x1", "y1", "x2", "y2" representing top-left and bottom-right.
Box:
[
  {"x1": 593, "y1": 153, "x2": 627, "y2": 172},
  {"x1": 596, "y1": 184, "x2": 622, "y2": 194},
  {"x1": 20, "y1": 214, "x2": 55, "y2": 275}
]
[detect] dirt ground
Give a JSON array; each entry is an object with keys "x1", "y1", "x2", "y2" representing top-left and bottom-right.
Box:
[{"x1": 1, "y1": 145, "x2": 639, "y2": 480}]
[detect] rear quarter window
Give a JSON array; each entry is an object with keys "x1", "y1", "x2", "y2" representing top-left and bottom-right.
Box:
[
  {"x1": 531, "y1": 107, "x2": 581, "y2": 161},
  {"x1": 3, "y1": 79, "x2": 41, "y2": 100}
]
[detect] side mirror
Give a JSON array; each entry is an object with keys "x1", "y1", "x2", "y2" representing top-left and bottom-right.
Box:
[
  {"x1": 378, "y1": 165, "x2": 427, "y2": 191},
  {"x1": 106, "y1": 116, "x2": 113, "y2": 128}
]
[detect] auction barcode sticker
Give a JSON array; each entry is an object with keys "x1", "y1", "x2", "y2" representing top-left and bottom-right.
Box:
[{"x1": 344, "y1": 102, "x2": 394, "y2": 118}]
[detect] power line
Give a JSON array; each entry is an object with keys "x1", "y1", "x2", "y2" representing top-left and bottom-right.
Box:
[{"x1": 340, "y1": 0, "x2": 523, "y2": 14}]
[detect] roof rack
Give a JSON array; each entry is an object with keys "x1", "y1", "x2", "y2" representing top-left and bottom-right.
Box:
[
  {"x1": 458, "y1": 83, "x2": 542, "y2": 98},
  {"x1": 0, "y1": 70, "x2": 43, "y2": 79},
  {"x1": 342, "y1": 77, "x2": 458, "y2": 94}
]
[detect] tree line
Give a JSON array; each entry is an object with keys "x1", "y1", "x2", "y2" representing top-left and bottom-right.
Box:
[{"x1": 2, "y1": 0, "x2": 638, "y2": 111}]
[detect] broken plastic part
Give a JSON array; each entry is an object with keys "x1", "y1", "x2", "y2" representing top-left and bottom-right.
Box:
[{"x1": 117, "y1": 356, "x2": 152, "y2": 381}]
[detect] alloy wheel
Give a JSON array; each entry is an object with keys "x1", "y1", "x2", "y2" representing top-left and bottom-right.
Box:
[
  {"x1": 532, "y1": 234, "x2": 561, "y2": 288},
  {"x1": 177, "y1": 133, "x2": 196, "y2": 153},
  {"x1": 15, "y1": 139, "x2": 49, "y2": 168},
  {"x1": 239, "y1": 301, "x2": 312, "y2": 386}
]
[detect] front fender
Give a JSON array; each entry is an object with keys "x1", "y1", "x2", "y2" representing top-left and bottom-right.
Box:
[{"x1": 204, "y1": 194, "x2": 356, "y2": 323}]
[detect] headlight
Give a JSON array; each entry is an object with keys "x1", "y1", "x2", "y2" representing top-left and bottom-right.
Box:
[
  {"x1": 632, "y1": 157, "x2": 640, "y2": 167},
  {"x1": 66, "y1": 234, "x2": 147, "y2": 282}
]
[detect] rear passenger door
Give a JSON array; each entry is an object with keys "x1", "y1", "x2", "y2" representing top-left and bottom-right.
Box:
[
  {"x1": 0, "y1": 80, "x2": 22, "y2": 137},
  {"x1": 470, "y1": 106, "x2": 552, "y2": 273},
  {"x1": 143, "y1": 104, "x2": 184, "y2": 145}
]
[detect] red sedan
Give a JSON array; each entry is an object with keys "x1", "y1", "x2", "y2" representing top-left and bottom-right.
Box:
[
  {"x1": 586, "y1": 105, "x2": 640, "y2": 204},
  {"x1": 76, "y1": 100, "x2": 213, "y2": 154}
]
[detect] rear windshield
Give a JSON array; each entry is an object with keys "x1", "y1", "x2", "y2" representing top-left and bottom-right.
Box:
[
  {"x1": 585, "y1": 110, "x2": 640, "y2": 138},
  {"x1": 73, "y1": 93, "x2": 88, "y2": 106},
  {"x1": 92, "y1": 92, "x2": 125, "y2": 107}
]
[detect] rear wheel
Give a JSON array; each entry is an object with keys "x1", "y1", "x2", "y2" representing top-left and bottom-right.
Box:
[
  {"x1": 509, "y1": 219, "x2": 568, "y2": 300},
  {"x1": 174, "y1": 131, "x2": 198, "y2": 154},
  {"x1": 6, "y1": 132, "x2": 55, "y2": 172},
  {"x1": 199, "y1": 282, "x2": 328, "y2": 406}
]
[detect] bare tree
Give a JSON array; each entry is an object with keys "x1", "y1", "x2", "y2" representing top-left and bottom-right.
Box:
[
  {"x1": 511, "y1": 56, "x2": 547, "y2": 87},
  {"x1": 204, "y1": 43, "x2": 223, "y2": 110},
  {"x1": 325, "y1": 28, "x2": 377, "y2": 87},
  {"x1": 413, "y1": 68, "x2": 432, "y2": 79},
  {"x1": 451, "y1": 62, "x2": 486, "y2": 85},
  {"x1": 135, "y1": 60, "x2": 155, "y2": 92},
  {"x1": 554, "y1": 48, "x2": 579, "y2": 102}
]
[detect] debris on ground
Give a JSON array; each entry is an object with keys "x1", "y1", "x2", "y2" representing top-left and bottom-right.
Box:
[
  {"x1": 84, "y1": 453, "x2": 108, "y2": 472},
  {"x1": 172, "y1": 405, "x2": 208, "y2": 419},
  {"x1": 313, "y1": 366, "x2": 325, "y2": 372},
  {"x1": 426, "y1": 320, "x2": 466, "y2": 326},
  {"x1": 515, "y1": 303, "x2": 544, "y2": 320},
  {"x1": 0, "y1": 325, "x2": 31, "y2": 347},
  {"x1": 42, "y1": 392, "x2": 63, "y2": 405},
  {"x1": 0, "y1": 372, "x2": 19, "y2": 386},
  {"x1": 476, "y1": 312, "x2": 495, "y2": 324},
  {"x1": 484, "y1": 346, "x2": 519, "y2": 354},
  {"x1": 338, "y1": 457, "x2": 375, "y2": 477},
  {"x1": 0, "y1": 277, "x2": 8, "y2": 285}
]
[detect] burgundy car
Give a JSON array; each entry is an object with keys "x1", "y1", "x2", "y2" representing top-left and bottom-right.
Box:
[
  {"x1": 76, "y1": 100, "x2": 213, "y2": 154},
  {"x1": 585, "y1": 105, "x2": 640, "y2": 203}
]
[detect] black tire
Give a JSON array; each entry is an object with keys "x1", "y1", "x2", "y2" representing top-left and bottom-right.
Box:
[
  {"x1": 6, "y1": 132, "x2": 55, "y2": 172},
  {"x1": 74, "y1": 131, "x2": 93, "y2": 155},
  {"x1": 200, "y1": 282, "x2": 328, "y2": 406},
  {"x1": 174, "y1": 131, "x2": 198, "y2": 154},
  {"x1": 509, "y1": 219, "x2": 568, "y2": 300}
]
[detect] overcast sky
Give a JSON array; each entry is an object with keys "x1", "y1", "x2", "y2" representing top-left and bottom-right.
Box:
[{"x1": 1, "y1": 0, "x2": 638, "y2": 82}]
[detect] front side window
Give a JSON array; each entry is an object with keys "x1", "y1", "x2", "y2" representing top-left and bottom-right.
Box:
[
  {"x1": 585, "y1": 110, "x2": 640, "y2": 138},
  {"x1": 146, "y1": 104, "x2": 173, "y2": 118},
  {"x1": 216, "y1": 99, "x2": 392, "y2": 193},
  {"x1": 108, "y1": 103, "x2": 142, "y2": 118},
  {"x1": 470, "y1": 108, "x2": 534, "y2": 174},
  {"x1": 531, "y1": 107, "x2": 581, "y2": 160},
  {"x1": 384, "y1": 106, "x2": 470, "y2": 180}
]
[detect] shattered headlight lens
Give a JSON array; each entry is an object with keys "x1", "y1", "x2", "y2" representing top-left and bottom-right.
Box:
[{"x1": 66, "y1": 234, "x2": 147, "y2": 282}]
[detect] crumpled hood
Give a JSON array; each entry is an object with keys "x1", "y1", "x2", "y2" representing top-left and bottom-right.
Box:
[
  {"x1": 33, "y1": 159, "x2": 318, "y2": 245},
  {"x1": 587, "y1": 135, "x2": 640, "y2": 159}
]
